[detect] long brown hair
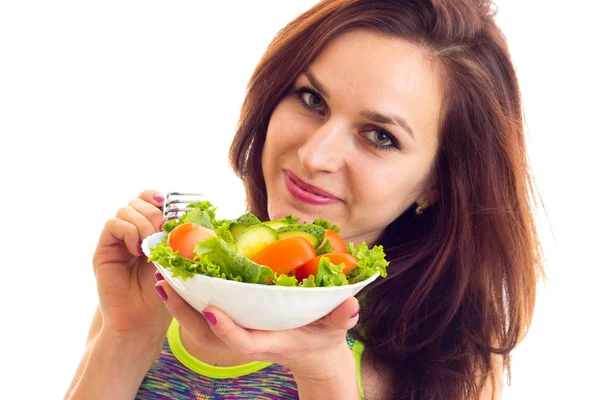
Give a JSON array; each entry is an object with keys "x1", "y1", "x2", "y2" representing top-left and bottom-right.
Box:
[{"x1": 229, "y1": 0, "x2": 543, "y2": 398}]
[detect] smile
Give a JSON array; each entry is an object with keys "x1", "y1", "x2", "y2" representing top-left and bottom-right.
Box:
[{"x1": 284, "y1": 170, "x2": 341, "y2": 206}]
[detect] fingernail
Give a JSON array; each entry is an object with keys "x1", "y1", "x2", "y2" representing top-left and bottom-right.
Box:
[
  {"x1": 155, "y1": 285, "x2": 168, "y2": 301},
  {"x1": 153, "y1": 193, "x2": 165, "y2": 202},
  {"x1": 137, "y1": 241, "x2": 144, "y2": 257},
  {"x1": 202, "y1": 312, "x2": 217, "y2": 326},
  {"x1": 350, "y1": 309, "x2": 360, "y2": 319},
  {"x1": 154, "y1": 271, "x2": 164, "y2": 282},
  {"x1": 158, "y1": 221, "x2": 164, "y2": 231}
]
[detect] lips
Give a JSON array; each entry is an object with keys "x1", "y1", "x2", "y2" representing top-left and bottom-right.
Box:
[{"x1": 284, "y1": 170, "x2": 341, "y2": 206}]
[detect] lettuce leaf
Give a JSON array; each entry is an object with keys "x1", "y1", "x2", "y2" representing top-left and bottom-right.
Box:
[
  {"x1": 162, "y1": 201, "x2": 219, "y2": 232},
  {"x1": 315, "y1": 256, "x2": 348, "y2": 287},
  {"x1": 274, "y1": 274, "x2": 298, "y2": 286},
  {"x1": 193, "y1": 237, "x2": 275, "y2": 284},
  {"x1": 346, "y1": 242, "x2": 389, "y2": 283},
  {"x1": 147, "y1": 242, "x2": 225, "y2": 281},
  {"x1": 279, "y1": 215, "x2": 299, "y2": 224},
  {"x1": 312, "y1": 218, "x2": 341, "y2": 233},
  {"x1": 301, "y1": 275, "x2": 317, "y2": 287},
  {"x1": 214, "y1": 220, "x2": 235, "y2": 244},
  {"x1": 315, "y1": 239, "x2": 334, "y2": 256}
]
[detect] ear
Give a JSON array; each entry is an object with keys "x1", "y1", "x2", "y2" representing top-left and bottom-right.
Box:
[{"x1": 416, "y1": 173, "x2": 438, "y2": 207}]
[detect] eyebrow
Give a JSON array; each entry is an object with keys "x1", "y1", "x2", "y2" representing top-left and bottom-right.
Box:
[{"x1": 303, "y1": 70, "x2": 416, "y2": 142}]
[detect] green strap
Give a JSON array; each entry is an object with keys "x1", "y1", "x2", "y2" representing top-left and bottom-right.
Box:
[
  {"x1": 351, "y1": 338, "x2": 366, "y2": 399},
  {"x1": 167, "y1": 319, "x2": 272, "y2": 379},
  {"x1": 168, "y1": 318, "x2": 365, "y2": 397}
]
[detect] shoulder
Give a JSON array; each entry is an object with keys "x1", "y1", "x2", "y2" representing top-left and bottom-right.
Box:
[
  {"x1": 360, "y1": 350, "x2": 394, "y2": 400},
  {"x1": 354, "y1": 341, "x2": 504, "y2": 400}
]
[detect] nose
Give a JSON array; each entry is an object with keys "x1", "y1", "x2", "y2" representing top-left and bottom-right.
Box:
[{"x1": 297, "y1": 119, "x2": 349, "y2": 174}]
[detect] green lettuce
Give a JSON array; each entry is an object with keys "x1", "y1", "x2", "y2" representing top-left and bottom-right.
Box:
[
  {"x1": 315, "y1": 239, "x2": 334, "y2": 256},
  {"x1": 193, "y1": 237, "x2": 275, "y2": 284},
  {"x1": 147, "y1": 242, "x2": 226, "y2": 280},
  {"x1": 312, "y1": 218, "x2": 341, "y2": 233},
  {"x1": 274, "y1": 274, "x2": 298, "y2": 287},
  {"x1": 315, "y1": 256, "x2": 348, "y2": 286},
  {"x1": 214, "y1": 220, "x2": 235, "y2": 244},
  {"x1": 301, "y1": 275, "x2": 317, "y2": 287},
  {"x1": 346, "y1": 242, "x2": 389, "y2": 284},
  {"x1": 278, "y1": 215, "x2": 299, "y2": 225},
  {"x1": 162, "y1": 201, "x2": 219, "y2": 232}
]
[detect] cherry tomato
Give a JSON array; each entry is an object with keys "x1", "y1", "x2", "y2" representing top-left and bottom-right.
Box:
[
  {"x1": 251, "y1": 237, "x2": 316, "y2": 275},
  {"x1": 294, "y1": 253, "x2": 358, "y2": 281},
  {"x1": 167, "y1": 222, "x2": 216, "y2": 260},
  {"x1": 317, "y1": 229, "x2": 348, "y2": 253}
]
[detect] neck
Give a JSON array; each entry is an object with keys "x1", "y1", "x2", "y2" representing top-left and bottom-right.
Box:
[{"x1": 179, "y1": 324, "x2": 255, "y2": 367}]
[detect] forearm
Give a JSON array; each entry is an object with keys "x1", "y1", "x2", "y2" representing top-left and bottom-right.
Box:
[
  {"x1": 65, "y1": 306, "x2": 103, "y2": 398},
  {"x1": 65, "y1": 340, "x2": 96, "y2": 399},
  {"x1": 293, "y1": 346, "x2": 360, "y2": 400},
  {"x1": 66, "y1": 329, "x2": 164, "y2": 400}
]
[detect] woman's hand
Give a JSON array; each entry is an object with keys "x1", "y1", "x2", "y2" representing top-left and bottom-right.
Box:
[
  {"x1": 155, "y1": 279, "x2": 361, "y2": 398},
  {"x1": 93, "y1": 189, "x2": 171, "y2": 338},
  {"x1": 65, "y1": 190, "x2": 173, "y2": 400}
]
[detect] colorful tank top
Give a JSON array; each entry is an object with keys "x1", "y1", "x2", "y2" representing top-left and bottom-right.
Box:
[{"x1": 136, "y1": 319, "x2": 365, "y2": 399}]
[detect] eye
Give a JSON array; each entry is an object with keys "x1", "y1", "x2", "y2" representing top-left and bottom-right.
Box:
[
  {"x1": 295, "y1": 87, "x2": 326, "y2": 112},
  {"x1": 364, "y1": 129, "x2": 395, "y2": 148}
]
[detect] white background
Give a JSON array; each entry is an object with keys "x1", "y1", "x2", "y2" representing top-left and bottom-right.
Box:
[{"x1": 0, "y1": 1, "x2": 598, "y2": 398}]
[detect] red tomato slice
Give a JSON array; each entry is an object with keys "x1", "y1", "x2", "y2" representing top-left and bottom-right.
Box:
[
  {"x1": 167, "y1": 222, "x2": 216, "y2": 260},
  {"x1": 294, "y1": 253, "x2": 358, "y2": 281},
  {"x1": 251, "y1": 237, "x2": 316, "y2": 275},
  {"x1": 317, "y1": 229, "x2": 348, "y2": 253}
]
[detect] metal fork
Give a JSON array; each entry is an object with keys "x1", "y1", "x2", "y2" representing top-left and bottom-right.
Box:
[{"x1": 163, "y1": 191, "x2": 205, "y2": 221}]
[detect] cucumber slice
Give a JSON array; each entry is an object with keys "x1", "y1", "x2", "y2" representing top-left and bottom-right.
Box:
[
  {"x1": 235, "y1": 225, "x2": 279, "y2": 258},
  {"x1": 263, "y1": 220, "x2": 289, "y2": 231},
  {"x1": 276, "y1": 224, "x2": 326, "y2": 248},
  {"x1": 230, "y1": 213, "x2": 261, "y2": 238}
]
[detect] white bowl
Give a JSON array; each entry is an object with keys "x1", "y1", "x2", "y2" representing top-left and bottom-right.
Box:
[{"x1": 141, "y1": 231, "x2": 379, "y2": 330}]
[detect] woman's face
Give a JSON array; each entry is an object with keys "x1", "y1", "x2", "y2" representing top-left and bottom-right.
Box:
[{"x1": 262, "y1": 30, "x2": 443, "y2": 245}]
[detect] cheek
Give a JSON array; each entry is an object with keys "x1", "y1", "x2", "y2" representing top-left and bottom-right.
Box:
[
  {"x1": 352, "y1": 161, "x2": 429, "y2": 213},
  {"x1": 264, "y1": 103, "x2": 313, "y2": 163}
]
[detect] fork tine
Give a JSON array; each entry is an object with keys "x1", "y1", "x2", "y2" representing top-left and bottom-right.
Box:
[
  {"x1": 162, "y1": 191, "x2": 205, "y2": 222},
  {"x1": 167, "y1": 192, "x2": 203, "y2": 197},
  {"x1": 164, "y1": 199, "x2": 198, "y2": 207}
]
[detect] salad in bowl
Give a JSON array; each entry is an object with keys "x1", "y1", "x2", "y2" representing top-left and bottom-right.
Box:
[{"x1": 141, "y1": 200, "x2": 388, "y2": 330}]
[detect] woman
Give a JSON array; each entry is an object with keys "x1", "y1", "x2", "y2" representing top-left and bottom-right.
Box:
[{"x1": 66, "y1": 0, "x2": 543, "y2": 399}]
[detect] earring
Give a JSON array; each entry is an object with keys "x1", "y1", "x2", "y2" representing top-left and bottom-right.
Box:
[{"x1": 416, "y1": 201, "x2": 429, "y2": 215}]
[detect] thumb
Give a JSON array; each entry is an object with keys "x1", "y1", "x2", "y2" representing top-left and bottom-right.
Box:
[{"x1": 325, "y1": 297, "x2": 360, "y2": 331}]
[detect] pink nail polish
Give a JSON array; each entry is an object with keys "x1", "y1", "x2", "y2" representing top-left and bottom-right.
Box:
[
  {"x1": 158, "y1": 221, "x2": 164, "y2": 231},
  {"x1": 137, "y1": 241, "x2": 144, "y2": 257},
  {"x1": 350, "y1": 309, "x2": 360, "y2": 319},
  {"x1": 154, "y1": 271, "x2": 164, "y2": 281},
  {"x1": 155, "y1": 285, "x2": 168, "y2": 301},
  {"x1": 153, "y1": 193, "x2": 165, "y2": 202},
  {"x1": 203, "y1": 312, "x2": 217, "y2": 325}
]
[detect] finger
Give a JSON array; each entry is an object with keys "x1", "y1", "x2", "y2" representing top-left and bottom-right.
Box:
[
  {"x1": 116, "y1": 205, "x2": 156, "y2": 245},
  {"x1": 138, "y1": 189, "x2": 165, "y2": 209},
  {"x1": 128, "y1": 198, "x2": 163, "y2": 231},
  {"x1": 101, "y1": 217, "x2": 142, "y2": 257},
  {"x1": 323, "y1": 297, "x2": 360, "y2": 331},
  {"x1": 154, "y1": 281, "x2": 214, "y2": 339},
  {"x1": 200, "y1": 305, "x2": 263, "y2": 357}
]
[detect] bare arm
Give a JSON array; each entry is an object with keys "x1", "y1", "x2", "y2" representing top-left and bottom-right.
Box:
[
  {"x1": 293, "y1": 345, "x2": 361, "y2": 400},
  {"x1": 65, "y1": 190, "x2": 172, "y2": 399},
  {"x1": 64, "y1": 306, "x2": 103, "y2": 398},
  {"x1": 65, "y1": 327, "x2": 164, "y2": 400}
]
